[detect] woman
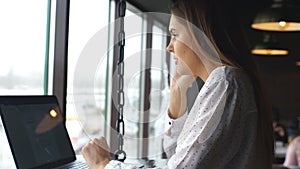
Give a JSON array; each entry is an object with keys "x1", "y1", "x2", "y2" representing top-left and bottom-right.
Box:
[{"x1": 82, "y1": 0, "x2": 274, "y2": 168}]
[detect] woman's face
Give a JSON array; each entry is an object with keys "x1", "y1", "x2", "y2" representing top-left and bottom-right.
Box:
[{"x1": 166, "y1": 15, "x2": 202, "y2": 76}]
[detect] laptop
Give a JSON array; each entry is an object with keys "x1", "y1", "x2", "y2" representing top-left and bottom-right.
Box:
[{"x1": 0, "y1": 95, "x2": 89, "y2": 169}]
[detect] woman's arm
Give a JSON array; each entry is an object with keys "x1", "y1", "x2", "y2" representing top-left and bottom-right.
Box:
[
  {"x1": 163, "y1": 72, "x2": 195, "y2": 157},
  {"x1": 168, "y1": 72, "x2": 195, "y2": 119},
  {"x1": 163, "y1": 112, "x2": 188, "y2": 158}
]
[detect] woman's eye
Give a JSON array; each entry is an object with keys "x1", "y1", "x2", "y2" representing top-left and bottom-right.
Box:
[{"x1": 171, "y1": 33, "x2": 178, "y2": 38}]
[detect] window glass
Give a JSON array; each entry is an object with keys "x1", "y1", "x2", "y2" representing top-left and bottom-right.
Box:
[
  {"x1": 0, "y1": 0, "x2": 55, "y2": 168},
  {"x1": 148, "y1": 24, "x2": 169, "y2": 159},
  {"x1": 0, "y1": 0, "x2": 50, "y2": 95},
  {"x1": 67, "y1": 0, "x2": 112, "y2": 154},
  {"x1": 121, "y1": 10, "x2": 170, "y2": 159},
  {"x1": 122, "y1": 9, "x2": 144, "y2": 158}
]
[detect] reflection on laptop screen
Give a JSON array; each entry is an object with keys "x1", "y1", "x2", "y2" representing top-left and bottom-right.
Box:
[{"x1": 0, "y1": 96, "x2": 76, "y2": 169}]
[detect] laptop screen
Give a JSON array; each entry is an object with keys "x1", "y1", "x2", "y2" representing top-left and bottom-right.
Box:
[{"x1": 0, "y1": 96, "x2": 76, "y2": 169}]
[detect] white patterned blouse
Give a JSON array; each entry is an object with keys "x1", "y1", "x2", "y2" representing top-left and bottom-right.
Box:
[{"x1": 105, "y1": 66, "x2": 269, "y2": 169}]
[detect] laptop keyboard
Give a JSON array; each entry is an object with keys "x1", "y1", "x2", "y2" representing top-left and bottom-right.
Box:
[{"x1": 60, "y1": 161, "x2": 89, "y2": 169}]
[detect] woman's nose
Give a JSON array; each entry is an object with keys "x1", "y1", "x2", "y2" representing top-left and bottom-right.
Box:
[{"x1": 166, "y1": 40, "x2": 174, "y2": 53}]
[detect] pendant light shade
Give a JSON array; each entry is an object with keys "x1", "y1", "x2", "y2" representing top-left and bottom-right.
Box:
[
  {"x1": 251, "y1": 34, "x2": 289, "y2": 55},
  {"x1": 251, "y1": 0, "x2": 300, "y2": 31}
]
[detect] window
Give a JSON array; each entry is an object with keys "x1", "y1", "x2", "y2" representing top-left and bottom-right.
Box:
[
  {"x1": 148, "y1": 23, "x2": 169, "y2": 159},
  {"x1": 122, "y1": 9, "x2": 145, "y2": 158},
  {"x1": 0, "y1": 0, "x2": 55, "y2": 95},
  {"x1": 121, "y1": 9, "x2": 170, "y2": 159},
  {"x1": 0, "y1": 0, "x2": 56, "y2": 167},
  {"x1": 66, "y1": 0, "x2": 113, "y2": 154}
]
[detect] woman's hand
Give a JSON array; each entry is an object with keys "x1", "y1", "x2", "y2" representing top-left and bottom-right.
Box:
[
  {"x1": 82, "y1": 137, "x2": 111, "y2": 169},
  {"x1": 169, "y1": 71, "x2": 195, "y2": 119}
]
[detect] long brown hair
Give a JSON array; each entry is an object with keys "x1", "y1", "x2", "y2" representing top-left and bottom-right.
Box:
[{"x1": 171, "y1": 0, "x2": 274, "y2": 167}]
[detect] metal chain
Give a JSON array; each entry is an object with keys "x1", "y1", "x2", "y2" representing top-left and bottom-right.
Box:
[{"x1": 115, "y1": 0, "x2": 126, "y2": 162}]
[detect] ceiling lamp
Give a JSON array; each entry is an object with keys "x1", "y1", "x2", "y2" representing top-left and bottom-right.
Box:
[
  {"x1": 251, "y1": 0, "x2": 300, "y2": 31},
  {"x1": 251, "y1": 34, "x2": 289, "y2": 55}
]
